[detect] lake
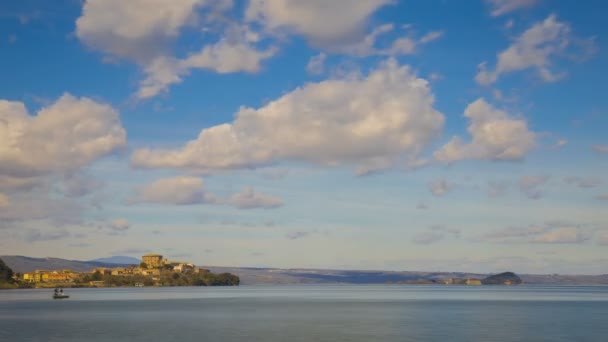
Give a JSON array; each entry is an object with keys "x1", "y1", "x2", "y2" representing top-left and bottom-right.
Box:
[{"x1": 1, "y1": 285, "x2": 607, "y2": 341}]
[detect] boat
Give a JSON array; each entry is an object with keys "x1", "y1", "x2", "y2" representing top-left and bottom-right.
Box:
[{"x1": 53, "y1": 288, "x2": 69, "y2": 299}]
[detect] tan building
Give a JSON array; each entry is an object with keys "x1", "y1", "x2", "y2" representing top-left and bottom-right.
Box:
[
  {"x1": 465, "y1": 279, "x2": 482, "y2": 286},
  {"x1": 142, "y1": 254, "x2": 164, "y2": 268}
]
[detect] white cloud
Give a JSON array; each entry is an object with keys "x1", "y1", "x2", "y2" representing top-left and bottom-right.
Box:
[
  {"x1": 592, "y1": 145, "x2": 608, "y2": 153},
  {"x1": 0, "y1": 94, "x2": 126, "y2": 180},
  {"x1": 476, "y1": 15, "x2": 592, "y2": 85},
  {"x1": 229, "y1": 187, "x2": 283, "y2": 209},
  {"x1": 306, "y1": 53, "x2": 326, "y2": 75},
  {"x1": 62, "y1": 172, "x2": 103, "y2": 198},
  {"x1": 487, "y1": 0, "x2": 538, "y2": 17},
  {"x1": 132, "y1": 59, "x2": 444, "y2": 174},
  {"x1": 429, "y1": 180, "x2": 453, "y2": 196},
  {"x1": 137, "y1": 26, "x2": 278, "y2": 99},
  {"x1": 245, "y1": 0, "x2": 391, "y2": 47},
  {"x1": 76, "y1": 0, "x2": 208, "y2": 63},
  {"x1": 434, "y1": 98, "x2": 535, "y2": 162},
  {"x1": 132, "y1": 176, "x2": 220, "y2": 205},
  {"x1": 76, "y1": 0, "x2": 274, "y2": 99}
]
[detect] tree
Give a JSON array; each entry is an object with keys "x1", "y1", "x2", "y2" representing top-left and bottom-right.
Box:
[
  {"x1": 0, "y1": 258, "x2": 15, "y2": 284},
  {"x1": 139, "y1": 262, "x2": 148, "y2": 269}
]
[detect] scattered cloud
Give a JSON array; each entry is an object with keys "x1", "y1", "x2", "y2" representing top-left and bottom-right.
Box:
[
  {"x1": 131, "y1": 176, "x2": 220, "y2": 205},
  {"x1": 412, "y1": 225, "x2": 460, "y2": 244},
  {"x1": 435, "y1": 98, "x2": 535, "y2": 162},
  {"x1": 476, "y1": 15, "x2": 594, "y2": 85},
  {"x1": 306, "y1": 53, "x2": 326, "y2": 75},
  {"x1": 0, "y1": 94, "x2": 126, "y2": 180},
  {"x1": 8, "y1": 34, "x2": 17, "y2": 44},
  {"x1": 486, "y1": 0, "x2": 538, "y2": 17},
  {"x1": 229, "y1": 187, "x2": 283, "y2": 210},
  {"x1": 76, "y1": 0, "x2": 275, "y2": 99},
  {"x1": 132, "y1": 59, "x2": 444, "y2": 174},
  {"x1": 592, "y1": 145, "x2": 608, "y2": 153},
  {"x1": 245, "y1": 0, "x2": 391, "y2": 48},
  {"x1": 596, "y1": 194, "x2": 608, "y2": 201},
  {"x1": 328, "y1": 24, "x2": 443, "y2": 57},
  {"x1": 563, "y1": 176, "x2": 602, "y2": 189},
  {"x1": 428, "y1": 180, "x2": 453, "y2": 196},
  {"x1": 519, "y1": 175, "x2": 549, "y2": 199}
]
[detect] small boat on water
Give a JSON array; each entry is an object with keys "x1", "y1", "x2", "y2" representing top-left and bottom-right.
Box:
[{"x1": 53, "y1": 288, "x2": 69, "y2": 299}]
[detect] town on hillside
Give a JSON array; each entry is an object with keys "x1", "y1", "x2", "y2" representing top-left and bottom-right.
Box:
[{"x1": 17, "y1": 254, "x2": 239, "y2": 287}]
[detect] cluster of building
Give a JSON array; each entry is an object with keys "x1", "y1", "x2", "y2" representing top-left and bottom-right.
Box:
[{"x1": 21, "y1": 254, "x2": 203, "y2": 285}]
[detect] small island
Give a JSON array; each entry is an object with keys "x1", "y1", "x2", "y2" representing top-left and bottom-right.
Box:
[{"x1": 1, "y1": 254, "x2": 239, "y2": 289}]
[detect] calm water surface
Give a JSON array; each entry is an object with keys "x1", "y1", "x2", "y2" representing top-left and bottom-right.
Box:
[{"x1": 1, "y1": 285, "x2": 607, "y2": 341}]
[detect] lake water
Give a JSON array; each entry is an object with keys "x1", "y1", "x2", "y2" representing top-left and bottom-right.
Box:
[{"x1": 1, "y1": 285, "x2": 607, "y2": 341}]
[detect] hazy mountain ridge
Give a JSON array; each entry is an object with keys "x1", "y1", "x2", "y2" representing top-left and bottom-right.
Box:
[{"x1": 3, "y1": 256, "x2": 608, "y2": 285}]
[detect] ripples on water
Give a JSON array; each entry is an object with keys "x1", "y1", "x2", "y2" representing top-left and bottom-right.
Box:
[{"x1": 1, "y1": 285, "x2": 607, "y2": 341}]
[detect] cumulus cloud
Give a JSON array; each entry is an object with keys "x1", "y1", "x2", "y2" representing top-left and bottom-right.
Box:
[
  {"x1": 0, "y1": 94, "x2": 126, "y2": 180},
  {"x1": 245, "y1": 0, "x2": 391, "y2": 48},
  {"x1": 136, "y1": 25, "x2": 277, "y2": 99},
  {"x1": 412, "y1": 225, "x2": 460, "y2": 244},
  {"x1": 428, "y1": 180, "x2": 453, "y2": 196},
  {"x1": 76, "y1": 0, "x2": 275, "y2": 99},
  {"x1": 486, "y1": 0, "x2": 538, "y2": 17},
  {"x1": 229, "y1": 187, "x2": 283, "y2": 209},
  {"x1": 132, "y1": 59, "x2": 444, "y2": 174},
  {"x1": 306, "y1": 53, "x2": 326, "y2": 75},
  {"x1": 519, "y1": 175, "x2": 549, "y2": 199},
  {"x1": 76, "y1": 0, "x2": 208, "y2": 63},
  {"x1": 132, "y1": 176, "x2": 220, "y2": 205},
  {"x1": 434, "y1": 98, "x2": 535, "y2": 162},
  {"x1": 476, "y1": 15, "x2": 594, "y2": 85},
  {"x1": 592, "y1": 145, "x2": 608, "y2": 153}
]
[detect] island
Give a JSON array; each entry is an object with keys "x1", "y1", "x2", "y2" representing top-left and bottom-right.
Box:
[{"x1": 1, "y1": 254, "x2": 239, "y2": 288}]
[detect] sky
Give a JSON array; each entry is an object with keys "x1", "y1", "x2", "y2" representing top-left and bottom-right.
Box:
[{"x1": 0, "y1": 0, "x2": 607, "y2": 275}]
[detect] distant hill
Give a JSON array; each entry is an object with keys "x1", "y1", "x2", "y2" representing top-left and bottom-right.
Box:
[
  {"x1": 3, "y1": 255, "x2": 608, "y2": 285},
  {"x1": 0, "y1": 255, "x2": 131, "y2": 273},
  {"x1": 89, "y1": 256, "x2": 140, "y2": 265},
  {"x1": 482, "y1": 272, "x2": 523, "y2": 285}
]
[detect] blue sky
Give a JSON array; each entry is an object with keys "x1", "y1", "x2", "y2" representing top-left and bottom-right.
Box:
[{"x1": 1, "y1": 0, "x2": 607, "y2": 274}]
